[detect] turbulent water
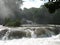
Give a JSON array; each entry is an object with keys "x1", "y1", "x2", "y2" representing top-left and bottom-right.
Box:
[
  {"x1": 0, "y1": 35, "x2": 60, "y2": 45},
  {"x1": 0, "y1": 25, "x2": 60, "y2": 45}
]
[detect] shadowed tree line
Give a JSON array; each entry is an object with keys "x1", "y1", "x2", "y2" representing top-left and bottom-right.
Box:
[
  {"x1": 45, "y1": 0, "x2": 60, "y2": 13},
  {"x1": 1, "y1": 0, "x2": 60, "y2": 27},
  {"x1": 44, "y1": 0, "x2": 60, "y2": 24}
]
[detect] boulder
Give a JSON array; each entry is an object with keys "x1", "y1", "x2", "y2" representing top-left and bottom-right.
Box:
[
  {"x1": 0, "y1": 28, "x2": 8, "y2": 39},
  {"x1": 8, "y1": 30, "x2": 26, "y2": 39},
  {"x1": 34, "y1": 28, "x2": 55, "y2": 37}
]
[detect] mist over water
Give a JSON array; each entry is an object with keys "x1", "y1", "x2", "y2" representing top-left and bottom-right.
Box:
[
  {"x1": 0, "y1": 0, "x2": 60, "y2": 45},
  {"x1": 0, "y1": 0, "x2": 22, "y2": 19}
]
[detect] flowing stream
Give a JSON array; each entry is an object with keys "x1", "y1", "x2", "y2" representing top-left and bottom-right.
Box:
[{"x1": 0, "y1": 25, "x2": 60, "y2": 45}]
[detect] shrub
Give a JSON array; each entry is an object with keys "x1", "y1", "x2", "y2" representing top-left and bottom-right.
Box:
[{"x1": 3, "y1": 18, "x2": 21, "y2": 27}]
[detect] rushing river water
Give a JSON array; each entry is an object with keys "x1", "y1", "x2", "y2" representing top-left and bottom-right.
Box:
[
  {"x1": 0, "y1": 35, "x2": 60, "y2": 45},
  {"x1": 0, "y1": 25, "x2": 60, "y2": 45}
]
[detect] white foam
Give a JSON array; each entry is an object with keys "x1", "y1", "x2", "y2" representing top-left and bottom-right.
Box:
[
  {"x1": 0, "y1": 34, "x2": 60, "y2": 45},
  {"x1": 0, "y1": 25, "x2": 60, "y2": 45}
]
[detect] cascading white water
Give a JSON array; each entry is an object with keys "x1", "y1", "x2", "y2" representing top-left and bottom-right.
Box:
[
  {"x1": 30, "y1": 30, "x2": 36, "y2": 38},
  {"x1": 2, "y1": 29, "x2": 10, "y2": 40},
  {"x1": 0, "y1": 34, "x2": 60, "y2": 45},
  {"x1": 26, "y1": 29, "x2": 36, "y2": 38},
  {"x1": 0, "y1": 25, "x2": 60, "y2": 45}
]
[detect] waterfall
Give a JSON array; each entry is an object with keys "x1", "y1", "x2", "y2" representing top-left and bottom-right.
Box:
[
  {"x1": 0, "y1": 34, "x2": 60, "y2": 45},
  {"x1": 2, "y1": 28, "x2": 11, "y2": 40},
  {"x1": 0, "y1": 25, "x2": 60, "y2": 45},
  {"x1": 28, "y1": 30, "x2": 36, "y2": 38},
  {"x1": 25, "y1": 29, "x2": 37, "y2": 38}
]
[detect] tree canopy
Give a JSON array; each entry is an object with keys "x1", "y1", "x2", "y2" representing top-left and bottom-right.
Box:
[{"x1": 44, "y1": 0, "x2": 60, "y2": 13}]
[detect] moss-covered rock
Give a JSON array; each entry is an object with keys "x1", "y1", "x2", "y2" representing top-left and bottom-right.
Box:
[
  {"x1": 34, "y1": 28, "x2": 46, "y2": 37},
  {"x1": 8, "y1": 31, "x2": 26, "y2": 39},
  {"x1": 34, "y1": 28, "x2": 55, "y2": 37}
]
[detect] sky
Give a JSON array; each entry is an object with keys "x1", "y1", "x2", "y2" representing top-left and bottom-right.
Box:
[{"x1": 20, "y1": 0, "x2": 48, "y2": 9}]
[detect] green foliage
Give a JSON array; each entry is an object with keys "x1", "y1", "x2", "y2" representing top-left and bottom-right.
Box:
[
  {"x1": 44, "y1": 2, "x2": 55, "y2": 13},
  {"x1": 44, "y1": 1, "x2": 60, "y2": 13},
  {"x1": 2, "y1": 1, "x2": 59, "y2": 25},
  {"x1": 3, "y1": 18, "x2": 21, "y2": 27},
  {"x1": 52, "y1": 14, "x2": 60, "y2": 25},
  {"x1": 44, "y1": 1, "x2": 60, "y2": 25}
]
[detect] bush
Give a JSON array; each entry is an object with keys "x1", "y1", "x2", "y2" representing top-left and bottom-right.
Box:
[{"x1": 3, "y1": 18, "x2": 21, "y2": 27}]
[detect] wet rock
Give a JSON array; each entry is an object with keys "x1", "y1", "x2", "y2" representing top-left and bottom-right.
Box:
[
  {"x1": 8, "y1": 30, "x2": 26, "y2": 39},
  {"x1": 0, "y1": 28, "x2": 8, "y2": 39},
  {"x1": 46, "y1": 27, "x2": 60, "y2": 35},
  {"x1": 34, "y1": 28, "x2": 55, "y2": 37},
  {"x1": 24, "y1": 28, "x2": 32, "y2": 37},
  {"x1": 26, "y1": 30, "x2": 31, "y2": 37}
]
